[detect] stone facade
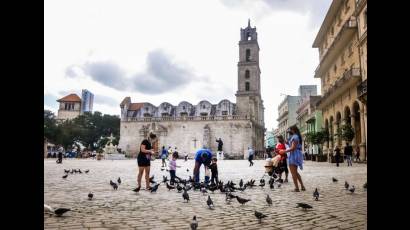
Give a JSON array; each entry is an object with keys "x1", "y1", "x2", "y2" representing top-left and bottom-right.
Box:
[
  {"x1": 119, "y1": 20, "x2": 265, "y2": 159},
  {"x1": 312, "y1": 0, "x2": 367, "y2": 161},
  {"x1": 56, "y1": 93, "x2": 82, "y2": 121},
  {"x1": 296, "y1": 95, "x2": 322, "y2": 152}
]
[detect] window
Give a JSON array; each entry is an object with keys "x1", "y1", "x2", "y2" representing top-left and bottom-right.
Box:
[
  {"x1": 245, "y1": 70, "x2": 250, "y2": 79},
  {"x1": 245, "y1": 82, "x2": 250, "y2": 91},
  {"x1": 182, "y1": 106, "x2": 185, "y2": 110},
  {"x1": 246, "y1": 49, "x2": 251, "y2": 61},
  {"x1": 222, "y1": 111, "x2": 228, "y2": 116},
  {"x1": 180, "y1": 112, "x2": 188, "y2": 116},
  {"x1": 202, "y1": 105, "x2": 206, "y2": 109},
  {"x1": 247, "y1": 32, "x2": 251, "y2": 40}
]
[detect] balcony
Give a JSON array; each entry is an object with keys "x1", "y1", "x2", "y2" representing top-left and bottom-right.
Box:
[
  {"x1": 314, "y1": 18, "x2": 358, "y2": 78},
  {"x1": 124, "y1": 115, "x2": 249, "y2": 122},
  {"x1": 317, "y1": 67, "x2": 361, "y2": 109},
  {"x1": 357, "y1": 79, "x2": 367, "y2": 104},
  {"x1": 277, "y1": 110, "x2": 289, "y2": 121}
]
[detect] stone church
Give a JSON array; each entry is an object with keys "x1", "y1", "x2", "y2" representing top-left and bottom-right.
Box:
[{"x1": 118, "y1": 20, "x2": 265, "y2": 159}]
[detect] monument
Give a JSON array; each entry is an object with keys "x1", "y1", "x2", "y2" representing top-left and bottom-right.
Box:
[{"x1": 103, "y1": 134, "x2": 126, "y2": 160}]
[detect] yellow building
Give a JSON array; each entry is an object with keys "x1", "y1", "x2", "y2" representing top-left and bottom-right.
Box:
[{"x1": 312, "y1": 0, "x2": 367, "y2": 161}]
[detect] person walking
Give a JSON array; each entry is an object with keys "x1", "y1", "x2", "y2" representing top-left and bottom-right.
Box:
[
  {"x1": 334, "y1": 146, "x2": 341, "y2": 167},
  {"x1": 216, "y1": 138, "x2": 224, "y2": 160},
  {"x1": 160, "y1": 146, "x2": 168, "y2": 167},
  {"x1": 344, "y1": 142, "x2": 353, "y2": 166},
  {"x1": 279, "y1": 126, "x2": 305, "y2": 192},
  {"x1": 136, "y1": 132, "x2": 157, "y2": 191},
  {"x1": 248, "y1": 146, "x2": 254, "y2": 166},
  {"x1": 355, "y1": 145, "x2": 360, "y2": 162}
]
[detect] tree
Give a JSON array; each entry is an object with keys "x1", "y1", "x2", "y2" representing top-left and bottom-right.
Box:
[{"x1": 339, "y1": 123, "x2": 355, "y2": 142}]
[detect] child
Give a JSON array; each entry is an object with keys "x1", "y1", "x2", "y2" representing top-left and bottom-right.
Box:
[
  {"x1": 275, "y1": 135, "x2": 289, "y2": 183},
  {"x1": 169, "y1": 152, "x2": 181, "y2": 184},
  {"x1": 160, "y1": 146, "x2": 168, "y2": 167},
  {"x1": 209, "y1": 158, "x2": 218, "y2": 185}
]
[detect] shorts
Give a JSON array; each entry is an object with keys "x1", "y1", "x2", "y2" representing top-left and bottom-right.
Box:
[{"x1": 137, "y1": 153, "x2": 150, "y2": 167}]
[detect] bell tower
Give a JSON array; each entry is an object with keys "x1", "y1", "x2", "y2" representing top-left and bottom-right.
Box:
[{"x1": 236, "y1": 19, "x2": 264, "y2": 127}]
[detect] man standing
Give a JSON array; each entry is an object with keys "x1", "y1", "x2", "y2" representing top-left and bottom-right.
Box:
[
  {"x1": 248, "y1": 146, "x2": 254, "y2": 166},
  {"x1": 56, "y1": 145, "x2": 64, "y2": 164},
  {"x1": 344, "y1": 143, "x2": 353, "y2": 166},
  {"x1": 216, "y1": 138, "x2": 224, "y2": 160},
  {"x1": 334, "y1": 146, "x2": 341, "y2": 167}
]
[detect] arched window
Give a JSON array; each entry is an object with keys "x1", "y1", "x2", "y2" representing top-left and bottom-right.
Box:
[
  {"x1": 245, "y1": 70, "x2": 250, "y2": 79},
  {"x1": 245, "y1": 82, "x2": 250, "y2": 91},
  {"x1": 246, "y1": 49, "x2": 251, "y2": 61}
]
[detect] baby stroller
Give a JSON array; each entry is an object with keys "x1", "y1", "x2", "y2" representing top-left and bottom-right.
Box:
[{"x1": 264, "y1": 155, "x2": 286, "y2": 179}]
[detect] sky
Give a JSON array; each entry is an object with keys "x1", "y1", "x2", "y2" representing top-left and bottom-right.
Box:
[{"x1": 44, "y1": 0, "x2": 332, "y2": 131}]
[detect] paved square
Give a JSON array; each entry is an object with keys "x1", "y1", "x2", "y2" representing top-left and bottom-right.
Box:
[{"x1": 44, "y1": 159, "x2": 367, "y2": 229}]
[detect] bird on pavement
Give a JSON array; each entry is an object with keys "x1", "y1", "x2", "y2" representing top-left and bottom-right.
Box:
[
  {"x1": 236, "y1": 196, "x2": 251, "y2": 205},
  {"x1": 117, "y1": 177, "x2": 121, "y2": 184},
  {"x1": 85, "y1": 169, "x2": 89, "y2": 173},
  {"x1": 64, "y1": 169, "x2": 70, "y2": 174},
  {"x1": 207, "y1": 195, "x2": 214, "y2": 209},
  {"x1": 163, "y1": 176, "x2": 169, "y2": 183},
  {"x1": 161, "y1": 168, "x2": 165, "y2": 171},
  {"x1": 88, "y1": 192, "x2": 93, "y2": 200},
  {"x1": 260, "y1": 178, "x2": 265, "y2": 184},
  {"x1": 208, "y1": 184, "x2": 218, "y2": 193},
  {"x1": 270, "y1": 182, "x2": 274, "y2": 190},
  {"x1": 259, "y1": 182, "x2": 265, "y2": 188},
  {"x1": 345, "y1": 181, "x2": 349, "y2": 190},
  {"x1": 183, "y1": 189, "x2": 190, "y2": 202},
  {"x1": 110, "y1": 180, "x2": 115, "y2": 186},
  {"x1": 177, "y1": 183, "x2": 183, "y2": 193},
  {"x1": 150, "y1": 183, "x2": 160, "y2": 193},
  {"x1": 187, "y1": 168, "x2": 189, "y2": 172},
  {"x1": 277, "y1": 183, "x2": 281, "y2": 188},
  {"x1": 54, "y1": 208, "x2": 71, "y2": 217},
  {"x1": 313, "y1": 188, "x2": 319, "y2": 201},
  {"x1": 44, "y1": 204, "x2": 54, "y2": 213},
  {"x1": 190, "y1": 215, "x2": 198, "y2": 230},
  {"x1": 132, "y1": 186, "x2": 141, "y2": 193},
  {"x1": 201, "y1": 187, "x2": 208, "y2": 196},
  {"x1": 255, "y1": 211, "x2": 267, "y2": 223},
  {"x1": 78, "y1": 169, "x2": 82, "y2": 174},
  {"x1": 296, "y1": 203, "x2": 313, "y2": 210},
  {"x1": 149, "y1": 175, "x2": 156, "y2": 184},
  {"x1": 166, "y1": 182, "x2": 175, "y2": 191},
  {"x1": 112, "y1": 183, "x2": 118, "y2": 190},
  {"x1": 266, "y1": 194, "x2": 272, "y2": 206},
  {"x1": 62, "y1": 174, "x2": 68, "y2": 179},
  {"x1": 239, "y1": 179, "x2": 243, "y2": 188},
  {"x1": 348, "y1": 185, "x2": 355, "y2": 194},
  {"x1": 363, "y1": 182, "x2": 367, "y2": 190},
  {"x1": 332, "y1": 177, "x2": 338, "y2": 182}
]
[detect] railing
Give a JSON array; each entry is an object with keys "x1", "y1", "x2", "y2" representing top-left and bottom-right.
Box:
[
  {"x1": 357, "y1": 79, "x2": 367, "y2": 97},
  {"x1": 124, "y1": 115, "x2": 249, "y2": 122}
]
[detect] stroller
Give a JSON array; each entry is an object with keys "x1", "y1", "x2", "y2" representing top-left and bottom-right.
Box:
[{"x1": 264, "y1": 155, "x2": 286, "y2": 178}]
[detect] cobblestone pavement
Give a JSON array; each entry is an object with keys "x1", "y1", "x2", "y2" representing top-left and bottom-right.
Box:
[{"x1": 44, "y1": 159, "x2": 367, "y2": 230}]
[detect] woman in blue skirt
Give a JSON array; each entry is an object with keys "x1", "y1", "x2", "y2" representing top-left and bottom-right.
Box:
[{"x1": 279, "y1": 125, "x2": 306, "y2": 192}]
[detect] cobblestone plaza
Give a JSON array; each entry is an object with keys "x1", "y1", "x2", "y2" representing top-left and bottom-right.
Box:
[{"x1": 44, "y1": 159, "x2": 367, "y2": 229}]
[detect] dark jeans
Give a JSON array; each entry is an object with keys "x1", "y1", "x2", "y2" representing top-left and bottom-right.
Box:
[
  {"x1": 335, "y1": 155, "x2": 340, "y2": 167},
  {"x1": 170, "y1": 170, "x2": 176, "y2": 183},
  {"x1": 248, "y1": 155, "x2": 254, "y2": 166},
  {"x1": 211, "y1": 174, "x2": 218, "y2": 184}
]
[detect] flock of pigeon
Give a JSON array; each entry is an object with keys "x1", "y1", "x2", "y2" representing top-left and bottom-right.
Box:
[{"x1": 45, "y1": 167, "x2": 367, "y2": 229}]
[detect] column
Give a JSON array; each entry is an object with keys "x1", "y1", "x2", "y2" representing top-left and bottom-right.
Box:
[
  {"x1": 350, "y1": 114, "x2": 357, "y2": 149},
  {"x1": 359, "y1": 104, "x2": 366, "y2": 161},
  {"x1": 363, "y1": 105, "x2": 367, "y2": 160}
]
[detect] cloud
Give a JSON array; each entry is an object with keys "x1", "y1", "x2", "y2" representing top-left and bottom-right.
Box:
[
  {"x1": 93, "y1": 94, "x2": 119, "y2": 107},
  {"x1": 219, "y1": 0, "x2": 332, "y2": 28},
  {"x1": 67, "y1": 49, "x2": 200, "y2": 94}
]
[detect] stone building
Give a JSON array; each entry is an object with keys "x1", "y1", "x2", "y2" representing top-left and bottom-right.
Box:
[
  {"x1": 296, "y1": 95, "x2": 322, "y2": 153},
  {"x1": 118, "y1": 20, "x2": 265, "y2": 159},
  {"x1": 312, "y1": 0, "x2": 367, "y2": 161},
  {"x1": 56, "y1": 93, "x2": 82, "y2": 121}
]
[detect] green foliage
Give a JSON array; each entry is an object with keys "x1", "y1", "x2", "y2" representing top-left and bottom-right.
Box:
[
  {"x1": 339, "y1": 123, "x2": 355, "y2": 142},
  {"x1": 44, "y1": 110, "x2": 120, "y2": 150}
]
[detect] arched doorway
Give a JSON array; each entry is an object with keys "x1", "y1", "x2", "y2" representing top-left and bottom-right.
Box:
[
  {"x1": 352, "y1": 102, "x2": 361, "y2": 149},
  {"x1": 336, "y1": 112, "x2": 342, "y2": 146},
  {"x1": 344, "y1": 106, "x2": 351, "y2": 125}
]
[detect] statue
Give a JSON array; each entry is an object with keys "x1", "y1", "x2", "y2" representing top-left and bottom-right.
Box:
[{"x1": 103, "y1": 134, "x2": 126, "y2": 160}]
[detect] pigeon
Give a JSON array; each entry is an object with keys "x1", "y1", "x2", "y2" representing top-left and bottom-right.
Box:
[
  {"x1": 313, "y1": 188, "x2": 319, "y2": 201},
  {"x1": 277, "y1": 183, "x2": 281, "y2": 188},
  {"x1": 363, "y1": 182, "x2": 367, "y2": 190},
  {"x1": 269, "y1": 182, "x2": 274, "y2": 189},
  {"x1": 201, "y1": 187, "x2": 208, "y2": 195},
  {"x1": 177, "y1": 184, "x2": 183, "y2": 193},
  {"x1": 110, "y1": 180, "x2": 115, "y2": 186},
  {"x1": 348, "y1": 185, "x2": 355, "y2": 194},
  {"x1": 259, "y1": 182, "x2": 265, "y2": 188},
  {"x1": 183, "y1": 189, "x2": 190, "y2": 202},
  {"x1": 236, "y1": 196, "x2": 251, "y2": 205},
  {"x1": 54, "y1": 208, "x2": 71, "y2": 217},
  {"x1": 207, "y1": 195, "x2": 214, "y2": 209},
  {"x1": 161, "y1": 168, "x2": 165, "y2": 171},
  {"x1": 332, "y1": 177, "x2": 338, "y2": 182},
  {"x1": 44, "y1": 204, "x2": 54, "y2": 213},
  {"x1": 150, "y1": 183, "x2": 160, "y2": 193},
  {"x1": 239, "y1": 179, "x2": 243, "y2": 188},
  {"x1": 266, "y1": 194, "x2": 272, "y2": 206},
  {"x1": 208, "y1": 184, "x2": 218, "y2": 193},
  {"x1": 112, "y1": 183, "x2": 118, "y2": 190},
  {"x1": 117, "y1": 177, "x2": 121, "y2": 184},
  {"x1": 272, "y1": 173, "x2": 278, "y2": 179},
  {"x1": 85, "y1": 169, "x2": 89, "y2": 173},
  {"x1": 345, "y1": 181, "x2": 349, "y2": 190},
  {"x1": 163, "y1": 176, "x2": 169, "y2": 183},
  {"x1": 64, "y1": 169, "x2": 70, "y2": 174},
  {"x1": 149, "y1": 176, "x2": 155, "y2": 184},
  {"x1": 78, "y1": 169, "x2": 82, "y2": 174},
  {"x1": 296, "y1": 203, "x2": 313, "y2": 210},
  {"x1": 255, "y1": 211, "x2": 267, "y2": 223},
  {"x1": 132, "y1": 186, "x2": 141, "y2": 193},
  {"x1": 70, "y1": 169, "x2": 74, "y2": 174},
  {"x1": 166, "y1": 182, "x2": 175, "y2": 191},
  {"x1": 88, "y1": 192, "x2": 93, "y2": 200},
  {"x1": 62, "y1": 174, "x2": 68, "y2": 179},
  {"x1": 260, "y1": 178, "x2": 265, "y2": 184},
  {"x1": 190, "y1": 215, "x2": 198, "y2": 230},
  {"x1": 187, "y1": 169, "x2": 189, "y2": 172}
]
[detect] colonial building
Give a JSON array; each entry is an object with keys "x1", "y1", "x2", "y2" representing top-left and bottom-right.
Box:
[
  {"x1": 56, "y1": 93, "x2": 82, "y2": 121},
  {"x1": 296, "y1": 95, "x2": 322, "y2": 153},
  {"x1": 312, "y1": 0, "x2": 367, "y2": 161},
  {"x1": 118, "y1": 20, "x2": 265, "y2": 159}
]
